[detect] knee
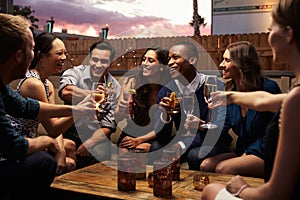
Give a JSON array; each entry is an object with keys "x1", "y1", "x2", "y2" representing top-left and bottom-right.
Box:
[
  {"x1": 64, "y1": 139, "x2": 76, "y2": 152},
  {"x1": 66, "y1": 157, "x2": 76, "y2": 172},
  {"x1": 200, "y1": 158, "x2": 215, "y2": 172},
  {"x1": 215, "y1": 162, "x2": 237, "y2": 175}
]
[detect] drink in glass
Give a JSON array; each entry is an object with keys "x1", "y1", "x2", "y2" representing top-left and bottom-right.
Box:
[
  {"x1": 133, "y1": 148, "x2": 147, "y2": 180},
  {"x1": 201, "y1": 75, "x2": 218, "y2": 129},
  {"x1": 162, "y1": 147, "x2": 180, "y2": 181},
  {"x1": 153, "y1": 159, "x2": 172, "y2": 198},
  {"x1": 117, "y1": 155, "x2": 136, "y2": 191},
  {"x1": 182, "y1": 95, "x2": 195, "y2": 136}
]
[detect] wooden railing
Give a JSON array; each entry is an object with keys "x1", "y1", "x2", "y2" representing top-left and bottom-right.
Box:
[{"x1": 63, "y1": 33, "x2": 291, "y2": 72}]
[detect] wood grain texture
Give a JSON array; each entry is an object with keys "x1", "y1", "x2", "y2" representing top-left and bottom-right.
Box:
[{"x1": 51, "y1": 161, "x2": 264, "y2": 199}]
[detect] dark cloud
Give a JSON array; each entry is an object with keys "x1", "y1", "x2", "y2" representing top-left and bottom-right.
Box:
[{"x1": 14, "y1": 0, "x2": 194, "y2": 37}]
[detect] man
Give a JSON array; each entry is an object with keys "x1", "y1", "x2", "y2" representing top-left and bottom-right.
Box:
[
  {"x1": 150, "y1": 41, "x2": 232, "y2": 170},
  {"x1": 59, "y1": 41, "x2": 120, "y2": 168},
  {"x1": 0, "y1": 13, "x2": 93, "y2": 199}
]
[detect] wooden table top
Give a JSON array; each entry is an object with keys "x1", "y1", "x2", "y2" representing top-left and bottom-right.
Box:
[{"x1": 51, "y1": 161, "x2": 264, "y2": 199}]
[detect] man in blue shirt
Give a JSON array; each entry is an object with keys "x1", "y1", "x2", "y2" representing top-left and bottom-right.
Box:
[{"x1": 0, "y1": 13, "x2": 93, "y2": 199}]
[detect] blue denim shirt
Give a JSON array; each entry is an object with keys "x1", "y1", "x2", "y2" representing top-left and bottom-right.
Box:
[
  {"x1": 0, "y1": 82, "x2": 39, "y2": 161},
  {"x1": 222, "y1": 78, "x2": 282, "y2": 159}
]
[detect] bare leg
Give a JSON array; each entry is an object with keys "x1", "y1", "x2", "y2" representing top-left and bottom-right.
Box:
[
  {"x1": 63, "y1": 138, "x2": 77, "y2": 172},
  {"x1": 200, "y1": 153, "x2": 237, "y2": 172},
  {"x1": 215, "y1": 154, "x2": 264, "y2": 178},
  {"x1": 202, "y1": 183, "x2": 225, "y2": 200}
]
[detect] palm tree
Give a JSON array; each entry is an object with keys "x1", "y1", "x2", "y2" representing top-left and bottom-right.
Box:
[
  {"x1": 13, "y1": 5, "x2": 39, "y2": 29},
  {"x1": 190, "y1": 0, "x2": 206, "y2": 36}
]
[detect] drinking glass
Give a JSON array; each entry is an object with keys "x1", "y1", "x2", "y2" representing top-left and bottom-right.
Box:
[
  {"x1": 117, "y1": 155, "x2": 136, "y2": 191},
  {"x1": 153, "y1": 160, "x2": 172, "y2": 198},
  {"x1": 193, "y1": 174, "x2": 210, "y2": 191},
  {"x1": 201, "y1": 75, "x2": 218, "y2": 129},
  {"x1": 162, "y1": 147, "x2": 180, "y2": 181},
  {"x1": 182, "y1": 95, "x2": 195, "y2": 136},
  {"x1": 123, "y1": 89, "x2": 135, "y2": 119},
  {"x1": 91, "y1": 82, "x2": 106, "y2": 111}
]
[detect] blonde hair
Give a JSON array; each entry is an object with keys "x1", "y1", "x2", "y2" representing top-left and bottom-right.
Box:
[{"x1": 0, "y1": 13, "x2": 30, "y2": 63}]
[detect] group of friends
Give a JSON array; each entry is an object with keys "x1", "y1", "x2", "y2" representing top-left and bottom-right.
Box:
[{"x1": 0, "y1": 0, "x2": 300, "y2": 199}]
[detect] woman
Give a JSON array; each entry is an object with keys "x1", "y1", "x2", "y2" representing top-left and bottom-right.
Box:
[
  {"x1": 9, "y1": 32, "x2": 76, "y2": 175},
  {"x1": 202, "y1": 0, "x2": 300, "y2": 199},
  {"x1": 115, "y1": 47, "x2": 171, "y2": 152},
  {"x1": 199, "y1": 41, "x2": 281, "y2": 178}
]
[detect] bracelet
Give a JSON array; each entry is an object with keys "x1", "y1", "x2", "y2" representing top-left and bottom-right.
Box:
[
  {"x1": 160, "y1": 112, "x2": 172, "y2": 124},
  {"x1": 232, "y1": 184, "x2": 250, "y2": 197}
]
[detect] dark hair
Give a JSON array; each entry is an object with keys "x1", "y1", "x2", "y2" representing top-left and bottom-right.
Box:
[
  {"x1": 133, "y1": 47, "x2": 171, "y2": 109},
  {"x1": 272, "y1": 0, "x2": 300, "y2": 51},
  {"x1": 89, "y1": 40, "x2": 115, "y2": 63},
  {"x1": 226, "y1": 41, "x2": 262, "y2": 91},
  {"x1": 172, "y1": 41, "x2": 199, "y2": 61},
  {"x1": 29, "y1": 32, "x2": 61, "y2": 69},
  {"x1": 140, "y1": 47, "x2": 169, "y2": 65}
]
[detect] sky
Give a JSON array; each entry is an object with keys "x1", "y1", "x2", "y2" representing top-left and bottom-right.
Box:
[{"x1": 14, "y1": 0, "x2": 212, "y2": 39}]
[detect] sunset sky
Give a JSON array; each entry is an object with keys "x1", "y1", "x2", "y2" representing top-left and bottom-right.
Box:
[{"x1": 14, "y1": 0, "x2": 212, "y2": 38}]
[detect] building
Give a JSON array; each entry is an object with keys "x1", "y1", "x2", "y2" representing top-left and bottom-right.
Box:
[
  {"x1": 0, "y1": 0, "x2": 13, "y2": 14},
  {"x1": 212, "y1": 0, "x2": 277, "y2": 35}
]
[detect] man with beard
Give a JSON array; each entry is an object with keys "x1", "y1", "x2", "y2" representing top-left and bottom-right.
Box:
[
  {"x1": 0, "y1": 13, "x2": 94, "y2": 199},
  {"x1": 59, "y1": 41, "x2": 120, "y2": 168}
]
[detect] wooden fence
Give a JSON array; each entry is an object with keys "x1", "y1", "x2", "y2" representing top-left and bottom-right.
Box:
[{"x1": 63, "y1": 33, "x2": 291, "y2": 72}]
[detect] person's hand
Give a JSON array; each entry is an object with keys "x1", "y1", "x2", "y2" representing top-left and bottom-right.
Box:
[
  {"x1": 226, "y1": 175, "x2": 249, "y2": 196},
  {"x1": 159, "y1": 96, "x2": 173, "y2": 115},
  {"x1": 55, "y1": 149, "x2": 67, "y2": 175},
  {"x1": 119, "y1": 136, "x2": 140, "y2": 149},
  {"x1": 26, "y1": 135, "x2": 59, "y2": 156},
  {"x1": 207, "y1": 91, "x2": 230, "y2": 109},
  {"x1": 73, "y1": 94, "x2": 96, "y2": 117},
  {"x1": 116, "y1": 99, "x2": 130, "y2": 118},
  {"x1": 76, "y1": 139, "x2": 94, "y2": 157},
  {"x1": 171, "y1": 143, "x2": 182, "y2": 152},
  {"x1": 184, "y1": 114, "x2": 205, "y2": 131}
]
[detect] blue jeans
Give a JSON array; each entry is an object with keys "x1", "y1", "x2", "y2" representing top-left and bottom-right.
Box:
[{"x1": 0, "y1": 151, "x2": 57, "y2": 199}]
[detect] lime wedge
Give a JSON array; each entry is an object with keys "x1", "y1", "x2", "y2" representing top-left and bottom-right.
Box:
[{"x1": 129, "y1": 89, "x2": 136, "y2": 94}]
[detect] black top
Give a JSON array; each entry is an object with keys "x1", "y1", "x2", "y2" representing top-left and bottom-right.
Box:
[{"x1": 264, "y1": 83, "x2": 300, "y2": 199}]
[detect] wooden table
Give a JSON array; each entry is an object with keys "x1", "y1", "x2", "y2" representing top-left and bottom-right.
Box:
[{"x1": 51, "y1": 161, "x2": 264, "y2": 199}]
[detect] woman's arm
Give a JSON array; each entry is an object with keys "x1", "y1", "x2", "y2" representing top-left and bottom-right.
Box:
[
  {"x1": 114, "y1": 78, "x2": 135, "y2": 122},
  {"x1": 229, "y1": 89, "x2": 300, "y2": 199},
  {"x1": 210, "y1": 91, "x2": 287, "y2": 113}
]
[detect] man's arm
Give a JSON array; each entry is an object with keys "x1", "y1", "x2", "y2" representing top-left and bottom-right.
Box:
[
  {"x1": 60, "y1": 84, "x2": 90, "y2": 104},
  {"x1": 37, "y1": 100, "x2": 94, "y2": 121}
]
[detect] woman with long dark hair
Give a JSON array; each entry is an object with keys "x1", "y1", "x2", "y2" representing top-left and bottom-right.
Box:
[
  {"x1": 115, "y1": 47, "x2": 171, "y2": 152},
  {"x1": 8, "y1": 32, "x2": 77, "y2": 174}
]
